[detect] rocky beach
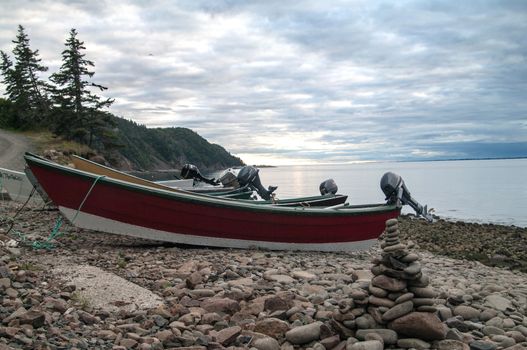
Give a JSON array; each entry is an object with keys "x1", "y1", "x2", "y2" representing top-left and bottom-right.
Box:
[{"x1": 1, "y1": 201, "x2": 527, "y2": 350}]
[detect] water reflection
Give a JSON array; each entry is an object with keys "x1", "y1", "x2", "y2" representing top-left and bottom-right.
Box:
[{"x1": 258, "y1": 159, "x2": 527, "y2": 227}]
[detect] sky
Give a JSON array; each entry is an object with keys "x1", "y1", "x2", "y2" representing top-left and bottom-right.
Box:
[{"x1": 1, "y1": 0, "x2": 526, "y2": 165}]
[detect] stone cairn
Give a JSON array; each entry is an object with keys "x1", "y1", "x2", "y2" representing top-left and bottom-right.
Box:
[
  {"x1": 337, "y1": 218, "x2": 447, "y2": 349},
  {"x1": 367, "y1": 218, "x2": 447, "y2": 344}
]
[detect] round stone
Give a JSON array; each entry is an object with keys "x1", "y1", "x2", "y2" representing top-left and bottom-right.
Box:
[
  {"x1": 453, "y1": 305, "x2": 481, "y2": 320},
  {"x1": 403, "y1": 262, "x2": 421, "y2": 275},
  {"x1": 417, "y1": 306, "x2": 437, "y2": 313},
  {"x1": 355, "y1": 329, "x2": 398, "y2": 345},
  {"x1": 349, "y1": 340, "x2": 383, "y2": 350},
  {"x1": 469, "y1": 340, "x2": 498, "y2": 350},
  {"x1": 385, "y1": 225, "x2": 399, "y2": 233},
  {"x1": 383, "y1": 244, "x2": 407, "y2": 253},
  {"x1": 397, "y1": 338, "x2": 431, "y2": 349},
  {"x1": 382, "y1": 301, "x2": 414, "y2": 322},
  {"x1": 386, "y1": 218, "x2": 399, "y2": 227},
  {"x1": 409, "y1": 287, "x2": 438, "y2": 298},
  {"x1": 368, "y1": 296, "x2": 395, "y2": 308},
  {"x1": 369, "y1": 285, "x2": 389, "y2": 298},
  {"x1": 372, "y1": 275, "x2": 407, "y2": 292},
  {"x1": 400, "y1": 253, "x2": 419, "y2": 263},
  {"x1": 285, "y1": 322, "x2": 323, "y2": 345},
  {"x1": 395, "y1": 293, "x2": 414, "y2": 304}
]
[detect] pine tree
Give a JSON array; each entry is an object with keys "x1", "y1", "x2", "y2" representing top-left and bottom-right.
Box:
[
  {"x1": 0, "y1": 25, "x2": 50, "y2": 128},
  {"x1": 50, "y1": 28, "x2": 115, "y2": 147}
]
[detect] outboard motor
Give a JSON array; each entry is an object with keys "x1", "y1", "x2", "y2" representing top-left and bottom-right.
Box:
[
  {"x1": 218, "y1": 168, "x2": 241, "y2": 188},
  {"x1": 381, "y1": 172, "x2": 433, "y2": 222},
  {"x1": 319, "y1": 179, "x2": 338, "y2": 195},
  {"x1": 237, "y1": 166, "x2": 277, "y2": 200},
  {"x1": 180, "y1": 164, "x2": 219, "y2": 186}
]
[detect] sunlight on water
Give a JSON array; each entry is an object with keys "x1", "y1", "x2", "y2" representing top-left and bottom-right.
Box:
[{"x1": 257, "y1": 159, "x2": 527, "y2": 227}]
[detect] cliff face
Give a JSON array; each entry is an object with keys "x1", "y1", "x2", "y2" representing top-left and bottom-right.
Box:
[{"x1": 108, "y1": 117, "x2": 244, "y2": 172}]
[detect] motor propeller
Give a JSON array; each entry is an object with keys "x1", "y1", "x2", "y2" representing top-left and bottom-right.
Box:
[{"x1": 380, "y1": 172, "x2": 434, "y2": 222}]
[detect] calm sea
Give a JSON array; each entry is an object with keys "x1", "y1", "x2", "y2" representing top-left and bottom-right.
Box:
[{"x1": 255, "y1": 159, "x2": 527, "y2": 228}]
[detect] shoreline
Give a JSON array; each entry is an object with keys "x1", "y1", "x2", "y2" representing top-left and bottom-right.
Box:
[{"x1": 1, "y1": 201, "x2": 526, "y2": 349}]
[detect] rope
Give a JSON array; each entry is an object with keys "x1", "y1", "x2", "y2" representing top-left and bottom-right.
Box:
[
  {"x1": 0, "y1": 172, "x2": 7, "y2": 201},
  {"x1": 70, "y1": 175, "x2": 105, "y2": 223},
  {"x1": 5, "y1": 187, "x2": 36, "y2": 234},
  {"x1": 0, "y1": 174, "x2": 7, "y2": 224},
  {"x1": 6, "y1": 175, "x2": 105, "y2": 250}
]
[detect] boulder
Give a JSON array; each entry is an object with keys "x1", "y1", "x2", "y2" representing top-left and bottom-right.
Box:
[{"x1": 389, "y1": 312, "x2": 446, "y2": 340}]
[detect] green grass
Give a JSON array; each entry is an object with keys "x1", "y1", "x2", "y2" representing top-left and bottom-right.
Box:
[
  {"x1": 19, "y1": 261, "x2": 41, "y2": 271},
  {"x1": 71, "y1": 291, "x2": 90, "y2": 310},
  {"x1": 22, "y1": 129, "x2": 94, "y2": 161}
]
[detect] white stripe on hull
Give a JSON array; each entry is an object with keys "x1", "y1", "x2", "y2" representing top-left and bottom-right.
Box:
[{"x1": 60, "y1": 206, "x2": 378, "y2": 252}]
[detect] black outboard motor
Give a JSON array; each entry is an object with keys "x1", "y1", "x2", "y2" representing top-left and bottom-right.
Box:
[
  {"x1": 319, "y1": 179, "x2": 338, "y2": 195},
  {"x1": 180, "y1": 164, "x2": 219, "y2": 186},
  {"x1": 237, "y1": 166, "x2": 277, "y2": 200},
  {"x1": 381, "y1": 172, "x2": 433, "y2": 222}
]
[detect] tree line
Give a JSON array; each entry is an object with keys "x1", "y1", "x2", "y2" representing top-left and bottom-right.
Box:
[{"x1": 0, "y1": 25, "x2": 116, "y2": 149}]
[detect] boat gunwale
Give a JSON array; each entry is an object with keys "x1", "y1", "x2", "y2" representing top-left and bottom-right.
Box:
[
  {"x1": 72, "y1": 154, "x2": 337, "y2": 202},
  {"x1": 24, "y1": 153, "x2": 398, "y2": 217}
]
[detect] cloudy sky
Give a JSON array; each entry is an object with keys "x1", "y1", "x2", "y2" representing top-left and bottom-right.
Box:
[{"x1": 1, "y1": 0, "x2": 526, "y2": 165}]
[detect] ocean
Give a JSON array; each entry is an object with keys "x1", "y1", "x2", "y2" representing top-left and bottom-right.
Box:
[{"x1": 254, "y1": 158, "x2": 527, "y2": 228}]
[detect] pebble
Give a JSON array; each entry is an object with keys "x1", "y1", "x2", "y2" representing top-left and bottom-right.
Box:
[
  {"x1": 348, "y1": 340, "x2": 383, "y2": 350},
  {"x1": 397, "y1": 338, "x2": 431, "y2": 349},
  {"x1": 469, "y1": 340, "x2": 498, "y2": 350},
  {"x1": 285, "y1": 321, "x2": 322, "y2": 345},
  {"x1": 436, "y1": 339, "x2": 470, "y2": 350},
  {"x1": 453, "y1": 305, "x2": 480, "y2": 320},
  {"x1": 355, "y1": 329, "x2": 398, "y2": 345},
  {"x1": 252, "y1": 337, "x2": 280, "y2": 350}
]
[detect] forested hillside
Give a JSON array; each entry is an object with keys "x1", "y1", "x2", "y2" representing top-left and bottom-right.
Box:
[{"x1": 112, "y1": 117, "x2": 244, "y2": 171}]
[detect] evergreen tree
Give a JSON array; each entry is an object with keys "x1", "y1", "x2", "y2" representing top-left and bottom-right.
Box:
[
  {"x1": 0, "y1": 25, "x2": 50, "y2": 128},
  {"x1": 0, "y1": 98, "x2": 14, "y2": 127},
  {"x1": 50, "y1": 28, "x2": 114, "y2": 147}
]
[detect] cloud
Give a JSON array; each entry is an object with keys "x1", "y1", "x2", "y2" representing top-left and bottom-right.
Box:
[{"x1": 1, "y1": 0, "x2": 526, "y2": 164}]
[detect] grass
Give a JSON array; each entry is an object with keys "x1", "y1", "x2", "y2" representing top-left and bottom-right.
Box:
[
  {"x1": 116, "y1": 252, "x2": 128, "y2": 269},
  {"x1": 161, "y1": 281, "x2": 173, "y2": 289},
  {"x1": 21, "y1": 129, "x2": 94, "y2": 162},
  {"x1": 71, "y1": 291, "x2": 90, "y2": 311},
  {"x1": 19, "y1": 261, "x2": 41, "y2": 271},
  {"x1": 116, "y1": 257, "x2": 127, "y2": 269}
]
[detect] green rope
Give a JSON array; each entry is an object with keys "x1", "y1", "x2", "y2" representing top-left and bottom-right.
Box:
[
  {"x1": 70, "y1": 175, "x2": 105, "y2": 223},
  {"x1": 30, "y1": 217, "x2": 63, "y2": 250}
]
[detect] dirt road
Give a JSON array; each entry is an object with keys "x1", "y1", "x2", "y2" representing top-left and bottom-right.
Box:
[{"x1": 0, "y1": 128, "x2": 33, "y2": 170}]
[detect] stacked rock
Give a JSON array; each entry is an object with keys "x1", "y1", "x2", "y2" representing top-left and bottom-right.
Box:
[{"x1": 360, "y1": 218, "x2": 446, "y2": 343}]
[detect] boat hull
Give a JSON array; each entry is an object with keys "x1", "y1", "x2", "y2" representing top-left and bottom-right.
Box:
[
  {"x1": 25, "y1": 154, "x2": 400, "y2": 251},
  {"x1": 0, "y1": 167, "x2": 44, "y2": 205}
]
